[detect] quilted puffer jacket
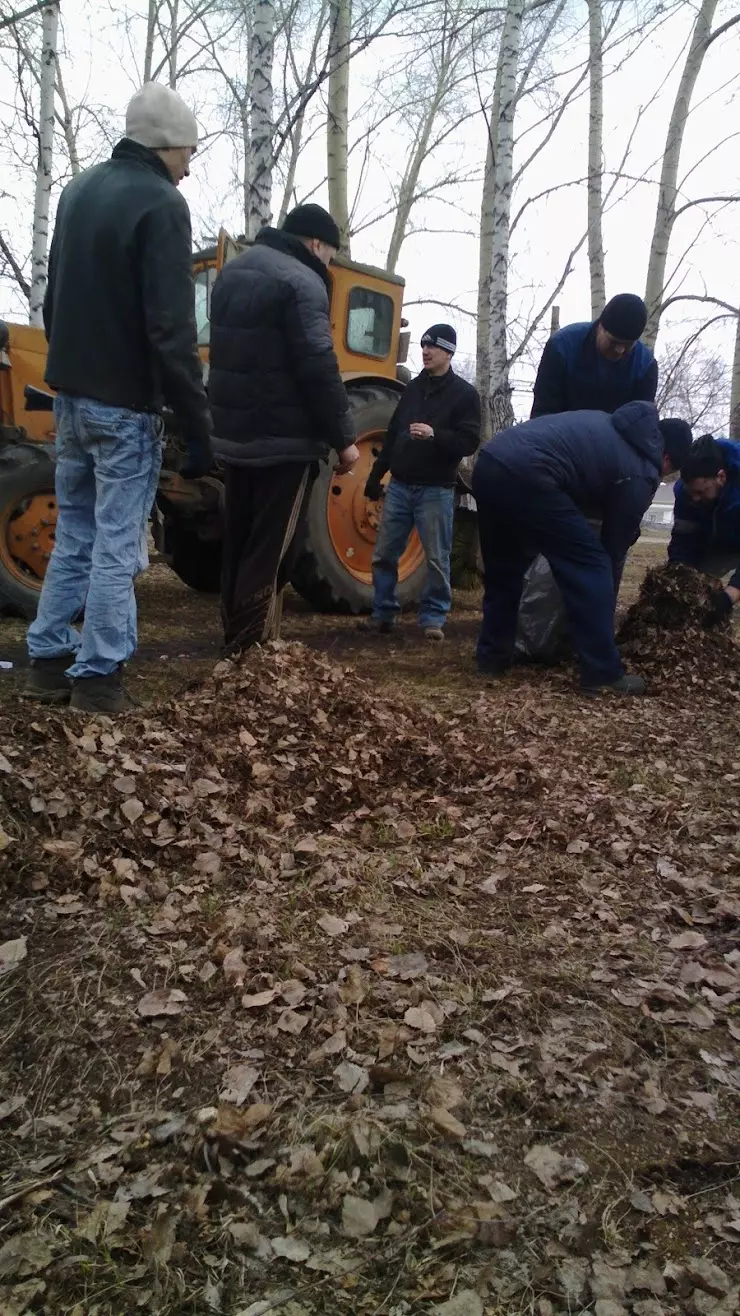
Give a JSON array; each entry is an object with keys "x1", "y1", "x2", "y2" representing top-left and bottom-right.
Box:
[{"x1": 208, "y1": 228, "x2": 355, "y2": 466}]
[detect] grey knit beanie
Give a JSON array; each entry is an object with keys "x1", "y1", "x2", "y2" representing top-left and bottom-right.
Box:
[{"x1": 126, "y1": 82, "x2": 199, "y2": 151}]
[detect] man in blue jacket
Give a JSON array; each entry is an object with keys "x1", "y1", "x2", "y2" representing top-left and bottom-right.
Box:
[
  {"x1": 669, "y1": 435, "x2": 740, "y2": 628},
  {"x1": 473, "y1": 404, "x2": 692, "y2": 693},
  {"x1": 531, "y1": 294, "x2": 658, "y2": 418}
]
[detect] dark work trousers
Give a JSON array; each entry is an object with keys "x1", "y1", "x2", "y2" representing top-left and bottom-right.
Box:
[
  {"x1": 472, "y1": 452, "x2": 623, "y2": 686},
  {"x1": 221, "y1": 461, "x2": 317, "y2": 654}
]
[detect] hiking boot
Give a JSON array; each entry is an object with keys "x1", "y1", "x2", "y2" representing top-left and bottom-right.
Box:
[
  {"x1": 21, "y1": 655, "x2": 74, "y2": 705},
  {"x1": 356, "y1": 618, "x2": 395, "y2": 635},
  {"x1": 70, "y1": 669, "x2": 136, "y2": 714},
  {"x1": 422, "y1": 627, "x2": 444, "y2": 642},
  {"x1": 581, "y1": 673, "x2": 646, "y2": 697}
]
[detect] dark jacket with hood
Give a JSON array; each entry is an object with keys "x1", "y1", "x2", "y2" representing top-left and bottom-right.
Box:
[
  {"x1": 368, "y1": 367, "x2": 481, "y2": 489},
  {"x1": 531, "y1": 321, "x2": 658, "y2": 418},
  {"x1": 44, "y1": 139, "x2": 211, "y2": 448},
  {"x1": 669, "y1": 438, "x2": 740, "y2": 589},
  {"x1": 208, "y1": 228, "x2": 354, "y2": 466},
  {"x1": 480, "y1": 401, "x2": 663, "y2": 567}
]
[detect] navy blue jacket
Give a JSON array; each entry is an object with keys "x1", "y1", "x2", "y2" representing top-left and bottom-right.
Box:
[
  {"x1": 531, "y1": 321, "x2": 658, "y2": 418},
  {"x1": 481, "y1": 401, "x2": 662, "y2": 567},
  {"x1": 669, "y1": 439, "x2": 740, "y2": 589}
]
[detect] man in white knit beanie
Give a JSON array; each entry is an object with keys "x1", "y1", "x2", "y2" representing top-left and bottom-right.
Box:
[{"x1": 24, "y1": 83, "x2": 212, "y2": 714}]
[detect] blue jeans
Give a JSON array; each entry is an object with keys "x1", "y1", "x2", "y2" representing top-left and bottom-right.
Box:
[
  {"x1": 473, "y1": 452, "x2": 623, "y2": 686},
  {"x1": 27, "y1": 394, "x2": 163, "y2": 678},
  {"x1": 372, "y1": 479, "x2": 454, "y2": 628}
]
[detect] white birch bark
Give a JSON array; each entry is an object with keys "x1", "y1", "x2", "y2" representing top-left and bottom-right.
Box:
[
  {"x1": 730, "y1": 312, "x2": 740, "y2": 440},
  {"x1": 487, "y1": 0, "x2": 524, "y2": 431},
  {"x1": 643, "y1": 0, "x2": 717, "y2": 347},
  {"x1": 29, "y1": 2, "x2": 58, "y2": 327},
  {"x1": 247, "y1": 0, "x2": 275, "y2": 238},
  {"x1": 143, "y1": 0, "x2": 158, "y2": 82},
  {"x1": 327, "y1": 0, "x2": 351, "y2": 253},
  {"x1": 586, "y1": 0, "x2": 605, "y2": 319},
  {"x1": 167, "y1": 0, "x2": 179, "y2": 88}
]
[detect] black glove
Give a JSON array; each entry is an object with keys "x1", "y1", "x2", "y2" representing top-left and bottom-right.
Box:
[
  {"x1": 703, "y1": 587, "x2": 734, "y2": 629},
  {"x1": 181, "y1": 434, "x2": 215, "y2": 480},
  {"x1": 364, "y1": 473, "x2": 384, "y2": 501}
]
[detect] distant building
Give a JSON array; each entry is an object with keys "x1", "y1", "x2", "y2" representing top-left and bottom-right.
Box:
[{"x1": 642, "y1": 481, "x2": 674, "y2": 530}]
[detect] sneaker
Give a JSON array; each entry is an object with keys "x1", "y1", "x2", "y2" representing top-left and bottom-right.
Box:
[
  {"x1": 422, "y1": 627, "x2": 444, "y2": 642},
  {"x1": 21, "y1": 655, "x2": 75, "y2": 705},
  {"x1": 70, "y1": 669, "x2": 136, "y2": 714},
  {"x1": 356, "y1": 618, "x2": 396, "y2": 635},
  {"x1": 581, "y1": 673, "x2": 646, "y2": 697}
]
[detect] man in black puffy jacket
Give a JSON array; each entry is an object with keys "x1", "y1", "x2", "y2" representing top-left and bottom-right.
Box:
[
  {"x1": 208, "y1": 204, "x2": 359, "y2": 652},
  {"x1": 23, "y1": 82, "x2": 212, "y2": 715},
  {"x1": 363, "y1": 325, "x2": 481, "y2": 640}
]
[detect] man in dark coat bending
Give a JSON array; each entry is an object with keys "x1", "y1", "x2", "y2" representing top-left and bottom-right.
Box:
[
  {"x1": 208, "y1": 203, "x2": 359, "y2": 653},
  {"x1": 473, "y1": 404, "x2": 692, "y2": 694}
]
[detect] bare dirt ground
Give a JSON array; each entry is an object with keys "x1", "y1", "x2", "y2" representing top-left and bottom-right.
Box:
[{"x1": 1, "y1": 539, "x2": 738, "y2": 1316}]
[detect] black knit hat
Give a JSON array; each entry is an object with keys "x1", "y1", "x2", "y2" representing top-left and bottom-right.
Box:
[
  {"x1": 659, "y1": 417, "x2": 693, "y2": 470},
  {"x1": 282, "y1": 204, "x2": 341, "y2": 248},
  {"x1": 421, "y1": 323, "x2": 456, "y2": 354},
  {"x1": 599, "y1": 294, "x2": 648, "y2": 342}
]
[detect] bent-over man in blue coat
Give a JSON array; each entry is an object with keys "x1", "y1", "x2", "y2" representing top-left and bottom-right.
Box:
[
  {"x1": 473, "y1": 404, "x2": 692, "y2": 694},
  {"x1": 669, "y1": 435, "x2": 740, "y2": 628},
  {"x1": 531, "y1": 293, "x2": 658, "y2": 418}
]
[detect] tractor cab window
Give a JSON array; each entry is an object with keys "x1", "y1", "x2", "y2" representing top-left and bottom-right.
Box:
[
  {"x1": 346, "y1": 287, "x2": 394, "y2": 359},
  {"x1": 193, "y1": 267, "x2": 214, "y2": 346}
]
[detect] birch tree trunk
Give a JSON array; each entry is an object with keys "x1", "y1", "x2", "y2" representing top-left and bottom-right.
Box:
[
  {"x1": 643, "y1": 0, "x2": 717, "y2": 347},
  {"x1": 487, "y1": 0, "x2": 524, "y2": 432},
  {"x1": 327, "y1": 0, "x2": 351, "y2": 253},
  {"x1": 586, "y1": 0, "x2": 605, "y2": 319},
  {"x1": 247, "y1": 0, "x2": 275, "y2": 239},
  {"x1": 167, "y1": 0, "x2": 179, "y2": 88},
  {"x1": 385, "y1": 94, "x2": 441, "y2": 275},
  {"x1": 29, "y1": 2, "x2": 58, "y2": 326},
  {"x1": 730, "y1": 312, "x2": 740, "y2": 440},
  {"x1": 277, "y1": 107, "x2": 306, "y2": 226},
  {"x1": 143, "y1": 0, "x2": 158, "y2": 82}
]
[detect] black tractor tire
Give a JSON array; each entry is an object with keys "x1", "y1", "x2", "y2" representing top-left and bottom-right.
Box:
[
  {"x1": 170, "y1": 527, "x2": 222, "y2": 595},
  {"x1": 0, "y1": 442, "x2": 56, "y2": 619},
  {"x1": 290, "y1": 383, "x2": 427, "y2": 613}
]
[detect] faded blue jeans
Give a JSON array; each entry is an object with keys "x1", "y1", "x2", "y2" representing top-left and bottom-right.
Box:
[
  {"x1": 371, "y1": 479, "x2": 454, "y2": 628},
  {"x1": 27, "y1": 394, "x2": 163, "y2": 678}
]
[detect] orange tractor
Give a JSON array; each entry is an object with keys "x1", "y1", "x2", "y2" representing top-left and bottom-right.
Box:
[{"x1": 0, "y1": 234, "x2": 425, "y2": 618}]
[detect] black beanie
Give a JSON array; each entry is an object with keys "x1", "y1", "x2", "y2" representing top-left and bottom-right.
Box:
[
  {"x1": 282, "y1": 203, "x2": 341, "y2": 248},
  {"x1": 421, "y1": 323, "x2": 456, "y2": 354},
  {"x1": 659, "y1": 417, "x2": 693, "y2": 470},
  {"x1": 599, "y1": 293, "x2": 648, "y2": 342}
]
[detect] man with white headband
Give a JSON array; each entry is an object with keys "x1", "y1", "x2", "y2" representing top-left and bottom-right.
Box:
[{"x1": 363, "y1": 324, "x2": 480, "y2": 641}]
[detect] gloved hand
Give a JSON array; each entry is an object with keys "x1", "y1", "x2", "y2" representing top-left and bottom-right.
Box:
[
  {"x1": 364, "y1": 472, "x2": 384, "y2": 501},
  {"x1": 181, "y1": 434, "x2": 215, "y2": 480},
  {"x1": 703, "y1": 587, "x2": 734, "y2": 629}
]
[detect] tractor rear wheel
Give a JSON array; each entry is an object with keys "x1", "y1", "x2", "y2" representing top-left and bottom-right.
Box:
[
  {"x1": 290, "y1": 382, "x2": 426, "y2": 613},
  {"x1": 0, "y1": 442, "x2": 57, "y2": 618}
]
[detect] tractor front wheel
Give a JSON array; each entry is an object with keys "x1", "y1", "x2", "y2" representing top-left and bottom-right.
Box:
[
  {"x1": 0, "y1": 442, "x2": 57, "y2": 618},
  {"x1": 290, "y1": 383, "x2": 426, "y2": 613}
]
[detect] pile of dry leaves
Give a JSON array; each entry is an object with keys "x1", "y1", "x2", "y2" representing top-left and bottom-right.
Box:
[
  {"x1": 619, "y1": 562, "x2": 740, "y2": 688},
  {"x1": 1, "y1": 640, "x2": 739, "y2": 1315}
]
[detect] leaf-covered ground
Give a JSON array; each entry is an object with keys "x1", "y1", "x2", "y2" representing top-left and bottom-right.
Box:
[{"x1": 1, "y1": 549, "x2": 739, "y2": 1316}]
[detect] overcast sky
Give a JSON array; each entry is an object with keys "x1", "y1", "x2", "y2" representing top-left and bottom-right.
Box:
[{"x1": 1, "y1": 0, "x2": 738, "y2": 418}]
